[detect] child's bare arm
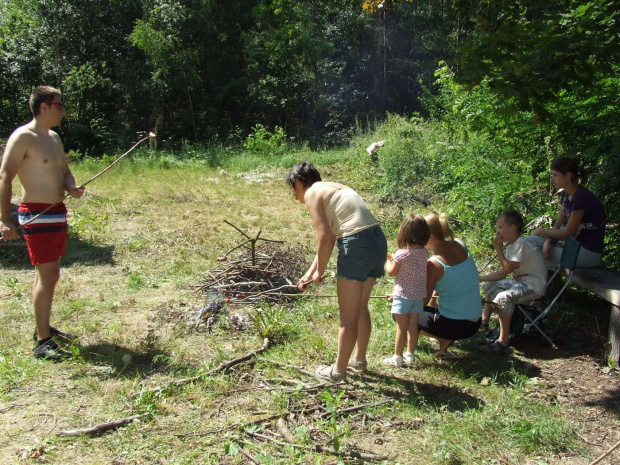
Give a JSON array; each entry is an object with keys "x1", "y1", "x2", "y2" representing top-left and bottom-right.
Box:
[
  {"x1": 479, "y1": 269, "x2": 508, "y2": 282},
  {"x1": 385, "y1": 253, "x2": 400, "y2": 277}
]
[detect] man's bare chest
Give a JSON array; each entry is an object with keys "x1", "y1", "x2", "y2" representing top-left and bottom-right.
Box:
[{"x1": 23, "y1": 137, "x2": 63, "y2": 168}]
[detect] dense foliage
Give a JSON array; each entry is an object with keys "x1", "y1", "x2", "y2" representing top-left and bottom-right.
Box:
[
  {"x1": 1, "y1": 0, "x2": 467, "y2": 151},
  {"x1": 1, "y1": 0, "x2": 618, "y2": 264}
]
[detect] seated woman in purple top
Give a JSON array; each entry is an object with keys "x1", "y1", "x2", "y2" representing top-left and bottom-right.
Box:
[{"x1": 527, "y1": 157, "x2": 606, "y2": 267}]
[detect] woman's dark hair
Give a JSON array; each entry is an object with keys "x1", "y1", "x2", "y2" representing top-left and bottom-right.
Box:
[
  {"x1": 287, "y1": 162, "x2": 321, "y2": 188},
  {"x1": 551, "y1": 156, "x2": 587, "y2": 184},
  {"x1": 397, "y1": 214, "x2": 431, "y2": 248}
]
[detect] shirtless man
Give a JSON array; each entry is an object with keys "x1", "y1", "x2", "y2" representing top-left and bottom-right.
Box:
[{"x1": 0, "y1": 86, "x2": 84, "y2": 361}]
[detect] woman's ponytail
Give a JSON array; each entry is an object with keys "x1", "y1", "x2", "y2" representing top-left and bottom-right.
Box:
[{"x1": 424, "y1": 213, "x2": 454, "y2": 241}]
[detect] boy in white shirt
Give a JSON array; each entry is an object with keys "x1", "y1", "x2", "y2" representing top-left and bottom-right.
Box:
[{"x1": 479, "y1": 211, "x2": 547, "y2": 354}]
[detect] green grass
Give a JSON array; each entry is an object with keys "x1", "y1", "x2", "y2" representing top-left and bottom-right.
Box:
[{"x1": 0, "y1": 146, "x2": 614, "y2": 464}]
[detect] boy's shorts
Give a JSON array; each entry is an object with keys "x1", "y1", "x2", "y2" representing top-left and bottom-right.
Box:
[
  {"x1": 391, "y1": 295, "x2": 423, "y2": 314},
  {"x1": 482, "y1": 279, "x2": 541, "y2": 317},
  {"x1": 336, "y1": 225, "x2": 387, "y2": 282},
  {"x1": 18, "y1": 203, "x2": 68, "y2": 266}
]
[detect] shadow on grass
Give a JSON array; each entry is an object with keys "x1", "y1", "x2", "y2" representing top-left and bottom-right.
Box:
[
  {"x1": 72, "y1": 342, "x2": 171, "y2": 379},
  {"x1": 0, "y1": 234, "x2": 115, "y2": 270},
  {"x1": 356, "y1": 370, "x2": 484, "y2": 412},
  {"x1": 584, "y1": 387, "x2": 620, "y2": 414},
  {"x1": 455, "y1": 288, "x2": 613, "y2": 365}
]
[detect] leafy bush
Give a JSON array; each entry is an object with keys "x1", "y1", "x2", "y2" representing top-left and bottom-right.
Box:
[{"x1": 243, "y1": 124, "x2": 288, "y2": 156}]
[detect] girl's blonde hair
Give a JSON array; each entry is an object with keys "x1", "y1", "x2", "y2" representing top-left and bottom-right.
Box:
[
  {"x1": 423, "y1": 213, "x2": 454, "y2": 241},
  {"x1": 397, "y1": 214, "x2": 430, "y2": 249}
]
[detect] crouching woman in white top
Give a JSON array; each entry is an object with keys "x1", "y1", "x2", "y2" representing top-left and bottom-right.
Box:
[{"x1": 287, "y1": 162, "x2": 388, "y2": 381}]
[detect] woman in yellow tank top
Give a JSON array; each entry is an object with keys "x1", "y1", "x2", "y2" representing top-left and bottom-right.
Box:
[{"x1": 287, "y1": 162, "x2": 387, "y2": 381}]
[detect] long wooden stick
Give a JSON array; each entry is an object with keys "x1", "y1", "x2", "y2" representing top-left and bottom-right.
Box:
[
  {"x1": 18, "y1": 133, "x2": 155, "y2": 230},
  {"x1": 57, "y1": 413, "x2": 151, "y2": 437}
]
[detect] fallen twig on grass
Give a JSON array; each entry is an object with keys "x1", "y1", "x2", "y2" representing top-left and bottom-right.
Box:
[
  {"x1": 276, "y1": 418, "x2": 295, "y2": 443},
  {"x1": 57, "y1": 413, "x2": 151, "y2": 437},
  {"x1": 245, "y1": 430, "x2": 388, "y2": 462},
  {"x1": 317, "y1": 399, "x2": 394, "y2": 419},
  {"x1": 264, "y1": 378, "x2": 329, "y2": 392},
  {"x1": 174, "y1": 413, "x2": 285, "y2": 438},
  {"x1": 240, "y1": 448, "x2": 262, "y2": 464},
  {"x1": 589, "y1": 438, "x2": 620, "y2": 465},
  {"x1": 150, "y1": 338, "x2": 271, "y2": 394},
  {"x1": 260, "y1": 358, "x2": 321, "y2": 379}
]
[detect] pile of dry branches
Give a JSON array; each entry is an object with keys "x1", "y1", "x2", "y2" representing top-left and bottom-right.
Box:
[
  {"x1": 198, "y1": 222, "x2": 307, "y2": 305},
  {"x1": 189, "y1": 222, "x2": 308, "y2": 328},
  {"x1": 198, "y1": 244, "x2": 306, "y2": 306}
]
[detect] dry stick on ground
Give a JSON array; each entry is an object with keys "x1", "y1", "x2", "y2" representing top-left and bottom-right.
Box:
[
  {"x1": 150, "y1": 338, "x2": 271, "y2": 395},
  {"x1": 57, "y1": 413, "x2": 151, "y2": 437},
  {"x1": 589, "y1": 439, "x2": 620, "y2": 465},
  {"x1": 246, "y1": 430, "x2": 388, "y2": 462},
  {"x1": 260, "y1": 359, "x2": 322, "y2": 379},
  {"x1": 318, "y1": 399, "x2": 394, "y2": 419},
  {"x1": 240, "y1": 448, "x2": 261, "y2": 465},
  {"x1": 175, "y1": 413, "x2": 285, "y2": 438},
  {"x1": 265, "y1": 378, "x2": 324, "y2": 389},
  {"x1": 276, "y1": 418, "x2": 295, "y2": 443}
]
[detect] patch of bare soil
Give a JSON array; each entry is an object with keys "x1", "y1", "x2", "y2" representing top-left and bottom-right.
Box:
[{"x1": 512, "y1": 327, "x2": 619, "y2": 464}]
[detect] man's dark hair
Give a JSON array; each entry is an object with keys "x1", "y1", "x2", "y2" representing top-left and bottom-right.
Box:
[
  {"x1": 498, "y1": 210, "x2": 524, "y2": 234},
  {"x1": 286, "y1": 162, "x2": 322, "y2": 188},
  {"x1": 29, "y1": 86, "x2": 62, "y2": 116}
]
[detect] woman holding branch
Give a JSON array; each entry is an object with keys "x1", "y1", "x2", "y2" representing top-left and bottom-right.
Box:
[{"x1": 287, "y1": 162, "x2": 387, "y2": 381}]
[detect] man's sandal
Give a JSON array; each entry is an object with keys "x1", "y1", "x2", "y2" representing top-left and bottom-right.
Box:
[
  {"x1": 481, "y1": 340, "x2": 511, "y2": 355},
  {"x1": 33, "y1": 338, "x2": 71, "y2": 362},
  {"x1": 33, "y1": 327, "x2": 78, "y2": 343}
]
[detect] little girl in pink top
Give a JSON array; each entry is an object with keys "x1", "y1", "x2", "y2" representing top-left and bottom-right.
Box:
[{"x1": 384, "y1": 214, "x2": 430, "y2": 366}]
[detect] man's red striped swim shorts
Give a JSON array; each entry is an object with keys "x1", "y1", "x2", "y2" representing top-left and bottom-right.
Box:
[{"x1": 18, "y1": 203, "x2": 68, "y2": 265}]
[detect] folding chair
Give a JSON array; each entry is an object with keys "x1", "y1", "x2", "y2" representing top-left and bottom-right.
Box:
[{"x1": 517, "y1": 236, "x2": 581, "y2": 349}]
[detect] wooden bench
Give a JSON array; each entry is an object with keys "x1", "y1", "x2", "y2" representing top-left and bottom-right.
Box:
[{"x1": 559, "y1": 266, "x2": 620, "y2": 363}]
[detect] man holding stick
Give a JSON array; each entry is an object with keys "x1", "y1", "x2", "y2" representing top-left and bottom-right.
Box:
[{"x1": 0, "y1": 86, "x2": 84, "y2": 361}]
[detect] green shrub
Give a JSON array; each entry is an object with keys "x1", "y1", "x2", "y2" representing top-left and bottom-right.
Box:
[{"x1": 243, "y1": 124, "x2": 288, "y2": 156}]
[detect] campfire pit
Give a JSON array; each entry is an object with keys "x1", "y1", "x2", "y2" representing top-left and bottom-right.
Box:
[{"x1": 189, "y1": 222, "x2": 308, "y2": 329}]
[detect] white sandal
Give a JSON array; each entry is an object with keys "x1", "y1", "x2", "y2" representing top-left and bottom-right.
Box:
[{"x1": 383, "y1": 354, "x2": 404, "y2": 367}]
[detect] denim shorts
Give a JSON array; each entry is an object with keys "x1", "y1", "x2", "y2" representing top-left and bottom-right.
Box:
[
  {"x1": 391, "y1": 295, "x2": 424, "y2": 314},
  {"x1": 336, "y1": 225, "x2": 387, "y2": 282}
]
